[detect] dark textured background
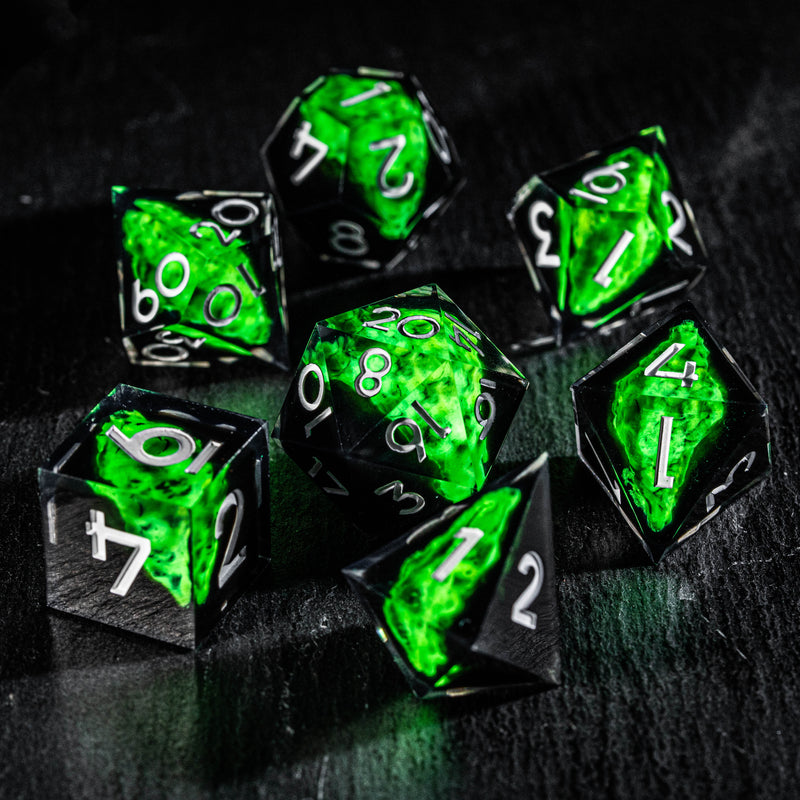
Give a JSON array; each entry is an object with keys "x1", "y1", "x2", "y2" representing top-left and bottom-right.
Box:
[{"x1": 2, "y1": 2, "x2": 799, "y2": 798}]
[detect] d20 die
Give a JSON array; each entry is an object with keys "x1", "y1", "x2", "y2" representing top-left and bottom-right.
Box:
[
  {"x1": 113, "y1": 186, "x2": 289, "y2": 368},
  {"x1": 508, "y1": 126, "x2": 706, "y2": 347},
  {"x1": 571, "y1": 303, "x2": 770, "y2": 562},
  {"x1": 343, "y1": 454, "x2": 560, "y2": 698},
  {"x1": 273, "y1": 284, "x2": 529, "y2": 539},
  {"x1": 262, "y1": 66, "x2": 463, "y2": 269},
  {"x1": 38, "y1": 384, "x2": 270, "y2": 647}
]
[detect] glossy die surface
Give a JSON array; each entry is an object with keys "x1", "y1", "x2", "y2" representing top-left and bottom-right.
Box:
[
  {"x1": 572, "y1": 303, "x2": 770, "y2": 562},
  {"x1": 343, "y1": 455, "x2": 560, "y2": 698},
  {"x1": 38, "y1": 384, "x2": 270, "y2": 647},
  {"x1": 508, "y1": 126, "x2": 706, "y2": 347},
  {"x1": 262, "y1": 66, "x2": 463, "y2": 269},
  {"x1": 273, "y1": 284, "x2": 528, "y2": 539},
  {"x1": 113, "y1": 187, "x2": 289, "y2": 368}
]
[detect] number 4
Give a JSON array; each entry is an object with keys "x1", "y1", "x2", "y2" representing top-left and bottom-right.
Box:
[{"x1": 85, "y1": 510, "x2": 151, "y2": 597}]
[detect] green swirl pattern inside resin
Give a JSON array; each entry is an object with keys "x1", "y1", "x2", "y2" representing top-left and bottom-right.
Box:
[
  {"x1": 299, "y1": 74, "x2": 428, "y2": 239},
  {"x1": 309, "y1": 300, "x2": 493, "y2": 497},
  {"x1": 610, "y1": 320, "x2": 727, "y2": 533},
  {"x1": 121, "y1": 198, "x2": 272, "y2": 349},
  {"x1": 90, "y1": 409, "x2": 224, "y2": 607},
  {"x1": 563, "y1": 144, "x2": 673, "y2": 317},
  {"x1": 383, "y1": 486, "x2": 522, "y2": 681}
]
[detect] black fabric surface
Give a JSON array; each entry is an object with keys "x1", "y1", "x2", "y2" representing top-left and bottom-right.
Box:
[{"x1": 2, "y1": 3, "x2": 799, "y2": 798}]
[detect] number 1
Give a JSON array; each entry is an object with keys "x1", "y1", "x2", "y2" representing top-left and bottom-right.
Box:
[{"x1": 432, "y1": 527, "x2": 484, "y2": 582}]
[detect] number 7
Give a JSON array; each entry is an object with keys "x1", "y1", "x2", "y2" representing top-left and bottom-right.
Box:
[{"x1": 85, "y1": 510, "x2": 151, "y2": 597}]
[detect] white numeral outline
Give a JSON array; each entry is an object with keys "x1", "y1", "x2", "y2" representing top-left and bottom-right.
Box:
[
  {"x1": 289, "y1": 121, "x2": 329, "y2": 185},
  {"x1": 510, "y1": 550, "x2": 544, "y2": 629},
  {"x1": 528, "y1": 200, "x2": 561, "y2": 268},
  {"x1": 85, "y1": 510, "x2": 151, "y2": 597},
  {"x1": 644, "y1": 342, "x2": 699, "y2": 388},
  {"x1": 432, "y1": 527, "x2": 484, "y2": 582}
]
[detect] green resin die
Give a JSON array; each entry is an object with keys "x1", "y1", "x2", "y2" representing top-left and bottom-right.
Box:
[
  {"x1": 38, "y1": 384, "x2": 270, "y2": 646},
  {"x1": 113, "y1": 187, "x2": 289, "y2": 368},
  {"x1": 343, "y1": 455, "x2": 560, "y2": 699},
  {"x1": 273, "y1": 284, "x2": 529, "y2": 540},
  {"x1": 508, "y1": 126, "x2": 707, "y2": 348},
  {"x1": 571, "y1": 303, "x2": 770, "y2": 562},
  {"x1": 262, "y1": 66, "x2": 463, "y2": 269}
]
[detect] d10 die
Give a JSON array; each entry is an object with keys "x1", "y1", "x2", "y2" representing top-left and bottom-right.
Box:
[
  {"x1": 38, "y1": 384, "x2": 270, "y2": 646},
  {"x1": 571, "y1": 303, "x2": 770, "y2": 562},
  {"x1": 113, "y1": 186, "x2": 289, "y2": 368},
  {"x1": 343, "y1": 455, "x2": 560, "y2": 698},
  {"x1": 273, "y1": 284, "x2": 529, "y2": 539},
  {"x1": 261, "y1": 66, "x2": 463, "y2": 269},
  {"x1": 508, "y1": 126, "x2": 706, "y2": 347}
]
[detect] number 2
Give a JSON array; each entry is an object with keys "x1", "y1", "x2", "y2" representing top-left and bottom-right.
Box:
[{"x1": 510, "y1": 550, "x2": 544, "y2": 629}]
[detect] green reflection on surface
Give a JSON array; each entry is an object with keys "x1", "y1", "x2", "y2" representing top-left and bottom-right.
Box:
[
  {"x1": 564, "y1": 146, "x2": 672, "y2": 317},
  {"x1": 383, "y1": 486, "x2": 522, "y2": 679},
  {"x1": 300, "y1": 74, "x2": 428, "y2": 238},
  {"x1": 610, "y1": 319, "x2": 726, "y2": 533},
  {"x1": 91, "y1": 409, "x2": 224, "y2": 606},
  {"x1": 121, "y1": 198, "x2": 272, "y2": 349}
]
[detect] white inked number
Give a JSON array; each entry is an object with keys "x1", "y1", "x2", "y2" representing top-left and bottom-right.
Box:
[
  {"x1": 203, "y1": 283, "x2": 242, "y2": 327},
  {"x1": 369, "y1": 134, "x2": 414, "y2": 199},
  {"x1": 661, "y1": 190, "x2": 694, "y2": 256},
  {"x1": 363, "y1": 306, "x2": 400, "y2": 332},
  {"x1": 132, "y1": 279, "x2": 159, "y2": 323},
  {"x1": 432, "y1": 527, "x2": 484, "y2": 582},
  {"x1": 155, "y1": 252, "x2": 191, "y2": 297},
  {"x1": 510, "y1": 550, "x2": 544, "y2": 630},
  {"x1": 422, "y1": 108, "x2": 453, "y2": 165},
  {"x1": 397, "y1": 314, "x2": 440, "y2": 339},
  {"x1": 705, "y1": 451, "x2": 756, "y2": 512},
  {"x1": 211, "y1": 197, "x2": 260, "y2": 227},
  {"x1": 361, "y1": 307, "x2": 440, "y2": 339},
  {"x1": 141, "y1": 331, "x2": 206, "y2": 363},
  {"x1": 386, "y1": 418, "x2": 426, "y2": 462},
  {"x1": 340, "y1": 80, "x2": 391, "y2": 107},
  {"x1": 329, "y1": 220, "x2": 369, "y2": 257},
  {"x1": 411, "y1": 400, "x2": 451, "y2": 439},
  {"x1": 85, "y1": 509, "x2": 151, "y2": 597},
  {"x1": 374, "y1": 480, "x2": 425, "y2": 516},
  {"x1": 297, "y1": 362, "x2": 333, "y2": 438},
  {"x1": 528, "y1": 200, "x2": 561, "y2": 268},
  {"x1": 356, "y1": 348, "x2": 392, "y2": 398},
  {"x1": 105, "y1": 424, "x2": 222, "y2": 473},
  {"x1": 289, "y1": 121, "x2": 329, "y2": 185},
  {"x1": 444, "y1": 311, "x2": 484, "y2": 357},
  {"x1": 593, "y1": 230, "x2": 635, "y2": 288},
  {"x1": 569, "y1": 160, "x2": 630, "y2": 205},
  {"x1": 644, "y1": 342, "x2": 699, "y2": 388},
  {"x1": 475, "y1": 378, "x2": 497, "y2": 441},
  {"x1": 308, "y1": 457, "x2": 349, "y2": 495},
  {"x1": 189, "y1": 221, "x2": 241, "y2": 246},
  {"x1": 215, "y1": 488, "x2": 247, "y2": 588},
  {"x1": 655, "y1": 416, "x2": 676, "y2": 489}
]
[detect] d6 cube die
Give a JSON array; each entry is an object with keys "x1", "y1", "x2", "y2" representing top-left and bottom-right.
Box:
[
  {"x1": 508, "y1": 126, "x2": 706, "y2": 347},
  {"x1": 273, "y1": 284, "x2": 529, "y2": 539},
  {"x1": 571, "y1": 303, "x2": 771, "y2": 562},
  {"x1": 113, "y1": 187, "x2": 289, "y2": 368},
  {"x1": 38, "y1": 384, "x2": 270, "y2": 646},
  {"x1": 262, "y1": 66, "x2": 463, "y2": 269},
  {"x1": 343, "y1": 455, "x2": 560, "y2": 698}
]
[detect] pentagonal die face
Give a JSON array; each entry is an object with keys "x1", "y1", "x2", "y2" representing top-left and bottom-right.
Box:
[
  {"x1": 38, "y1": 384, "x2": 270, "y2": 647},
  {"x1": 273, "y1": 284, "x2": 528, "y2": 540},
  {"x1": 113, "y1": 187, "x2": 289, "y2": 368},
  {"x1": 508, "y1": 126, "x2": 707, "y2": 347},
  {"x1": 262, "y1": 67, "x2": 463, "y2": 269},
  {"x1": 571, "y1": 303, "x2": 771, "y2": 562},
  {"x1": 343, "y1": 455, "x2": 561, "y2": 699}
]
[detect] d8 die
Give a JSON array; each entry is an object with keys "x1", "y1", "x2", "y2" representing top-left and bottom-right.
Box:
[
  {"x1": 571, "y1": 303, "x2": 771, "y2": 562},
  {"x1": 261, "y1": 66, "x2": 463, "y2": 269},
  {"x1": 38, "y1": 384, "x2": 270, "y2": 646},
  {"x1": 273, "y1": 284, "x2": 528, "y2": 539},
  {"x1": 508, "y1": 126, "x2": 706, "y2": 347},
  {"x1": 113, "y1": 187, "x2": 289, "y2": 368},
  {"x1": 343, "y1": 455, "x2": 560, "y2": 698}
]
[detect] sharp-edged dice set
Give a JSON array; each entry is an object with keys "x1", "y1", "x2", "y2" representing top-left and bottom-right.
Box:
[{"x1": 36, "y1": 66, "x2": 772, "y2": 698}]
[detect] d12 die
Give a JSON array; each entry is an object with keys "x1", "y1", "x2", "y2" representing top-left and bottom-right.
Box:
[
  {"x1": 38, "y1": 384, "x2": 270, "y2": 647},
  {"x1": 261, "y1": 66, "x2": 463, "y2": 269},
  {"x1": 273, "y1": 284, "x2": 529, "y2": 539},
  {"x1": 343, "y1": 454, "x2": 560, "y2": 698},
  {"x1": 113, "y1": 186, "x2": 289, "y2": 368},
  {"x1": 508, "y1": 126, "x2": 706, "y2": 347},
  {"x1": 571, "y1": 303, "x2": 771, "y2": 562}
]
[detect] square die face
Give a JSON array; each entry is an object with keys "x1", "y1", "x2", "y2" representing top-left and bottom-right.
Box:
[
  {"x1": 113, "y1": 187, "x2": 288, "y2": 368},
  {"x1": 40, "y1": 385, "x2": 269, "y2": 645},
  {"x1": 509, "y1": 127, "x2": 706, "y2": 345}
]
